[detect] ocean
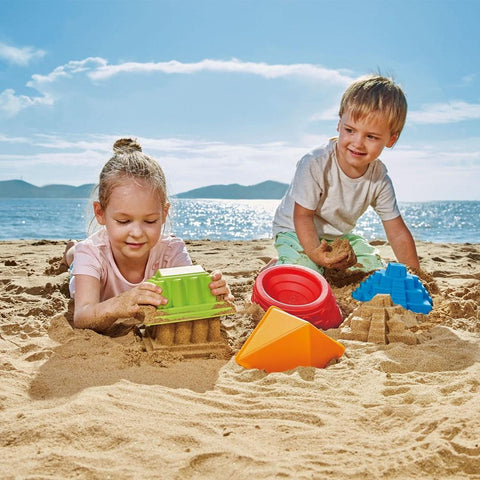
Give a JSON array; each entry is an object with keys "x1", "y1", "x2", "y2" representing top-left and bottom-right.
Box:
[{"x1": 0, "y1": 198, "x2": 478, "y2": 243}]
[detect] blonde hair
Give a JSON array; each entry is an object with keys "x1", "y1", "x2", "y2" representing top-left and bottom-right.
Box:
[
  {"x1": 86, "y1": 138, "x2": 169, "y2": 235},
  {"x1": 339, "y1": 75, "x2": 407, "y2": 135},
  {"x1": 97, "y1": 138, "x2": 168, "y2": 209}
]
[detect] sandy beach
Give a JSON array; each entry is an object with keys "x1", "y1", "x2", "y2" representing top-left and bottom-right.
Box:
[{"x1": 0, "y1": 238, "x2": 479, "y2": 479}]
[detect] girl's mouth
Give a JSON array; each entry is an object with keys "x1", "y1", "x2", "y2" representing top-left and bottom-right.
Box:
[{"x1": 126, "y1": 242, "x2": 146, "y2": 249}]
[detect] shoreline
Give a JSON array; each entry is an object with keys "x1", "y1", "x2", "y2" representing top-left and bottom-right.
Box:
[{"x1": 1, "y1": 239, "x2": 479, "y2": 478}]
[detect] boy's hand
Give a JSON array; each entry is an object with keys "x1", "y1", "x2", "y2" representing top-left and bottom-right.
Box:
[
  {"x1": 308, "y1": 240, "x2": 355, "y2": 270},
  {"x1": 209, "y1": 271, "x2": 234, "y2": 302}
]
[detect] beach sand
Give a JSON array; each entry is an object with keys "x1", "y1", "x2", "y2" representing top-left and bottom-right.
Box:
[{"x1": 0, "y1": 239, "x2": 479, "y2": 479}]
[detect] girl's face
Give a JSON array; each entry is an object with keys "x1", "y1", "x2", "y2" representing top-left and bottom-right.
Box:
[
  {"x1": 336, "y1": 110, "x2": 398, "y2": 178},
  {"x1": 94, "y1": 178, "x2": 168, "y2": 267}
]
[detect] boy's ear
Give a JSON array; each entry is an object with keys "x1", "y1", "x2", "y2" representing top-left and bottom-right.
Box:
[
  {"x1": 93, "y1": 201, "x2": 106, "y2": 225},
  {"x1": 387, "y1": 133, "x2": 399, "y2": 148}
]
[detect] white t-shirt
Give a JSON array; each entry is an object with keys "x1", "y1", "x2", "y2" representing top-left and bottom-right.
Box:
[
  {"x1": 70, "y1": 228, "x2": 192, "y2": 301},
  {"x1": 273, "y1": 138, "x2": 401, "y2": 239}
]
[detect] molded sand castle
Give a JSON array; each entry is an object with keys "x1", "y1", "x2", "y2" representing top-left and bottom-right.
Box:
[
  {"x1": 352, "y1": 262, "x2": 433, "y2": 314},
  {"x1": 335, "y1": 294, "x2": 420, "y2": 345},
  {"x1": 334, "y1": 263, "x2": 433, "y2": 345},
  {"x1": 139, "y1": 265, "x2": 236, "y2": 357}
]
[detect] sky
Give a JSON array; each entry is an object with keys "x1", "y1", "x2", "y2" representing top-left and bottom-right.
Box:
[{"x1": 0, "y1": 0, "x2": 479, "y2": 201}]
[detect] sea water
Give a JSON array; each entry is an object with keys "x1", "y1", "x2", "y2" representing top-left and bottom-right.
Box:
[{"x1": 0, "y1": 198, "x2": 478, "y2": 243}]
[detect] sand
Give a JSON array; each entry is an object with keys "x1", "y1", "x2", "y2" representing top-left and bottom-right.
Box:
[{"x1": 0, "y1": 238, "x2": 479, "y2": 479}]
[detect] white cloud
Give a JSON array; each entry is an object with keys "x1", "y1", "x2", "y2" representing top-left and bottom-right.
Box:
[
  {"x1": 0, "y1": 88, "x2": 53, "y2": 116},
  {"x1": 380, "y1": 144, "x2": 480, "y2": 201},
  {"x1": 88, "y1": 58, "x2": 355, "y2": 85},
  {"x1": 409, "y1": 101, "x2": 480, "y2": 124},
  {"x1": 0, "y1": 42, "x2": 45, "y2": 65},
  {"x1": 460, "y1": 74, "x2": 476, "y2": 86},
  {"x1": 1, "y1": 133, "x2": 480, "y2": 200},
  {"x1": 310, "y1": 105, "x2": 340, "y2": 122},
  {"x1": 28, "y1": 57, "x2": 108, "y2": 87},
  {"x1": 2, "y1": 57, "x2": 354, "y2": 117},
  {"x1": 26, "y1": 57, "x2": 354, "y2": 89},
  {"x1": 0, "y1": 133, "x2": 307, "y2": 191},
  {"x1": 0, "y1": 133, "x2": 30, "y2": 143}
]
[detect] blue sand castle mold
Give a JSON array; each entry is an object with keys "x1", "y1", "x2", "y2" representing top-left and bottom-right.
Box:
[
  {"x1": 352, "y1": 262, "x2": 433, "y2": 314},
  {"x1": 146, "y1": 265, "x2": 236, "y2": 325}
]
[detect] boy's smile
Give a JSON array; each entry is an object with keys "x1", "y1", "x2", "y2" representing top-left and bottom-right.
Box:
[{"x1": 336, "y1": 110, "x2": 398, "y2": 178}]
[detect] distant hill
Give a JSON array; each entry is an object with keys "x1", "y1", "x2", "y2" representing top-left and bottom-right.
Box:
[
  {"x1": 0, "y1": 180, "x2": 96, "y2": 198},
  {"x1": 0, "y1": 179, "x2": 289, "y2": 200},
  {"x1": 175, "y1": 180, "x2": 288, "y2": 199}
]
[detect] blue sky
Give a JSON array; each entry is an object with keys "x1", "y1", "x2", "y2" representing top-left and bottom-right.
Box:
[{"x1": 1, "y1": 0, "x2": 479, "y2": 201}]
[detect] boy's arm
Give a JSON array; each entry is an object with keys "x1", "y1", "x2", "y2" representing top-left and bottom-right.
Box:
[
  {"x1": 293, "y1": 203, "x2": 349, "y2": 269},
  {"x1": 382, "y1": 216, "x2": 420, "y2": 270}
]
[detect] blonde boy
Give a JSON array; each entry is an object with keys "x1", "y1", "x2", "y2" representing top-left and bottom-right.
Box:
[{"x1": 273, "y1": 75, "x2": 419, "y2": 273}]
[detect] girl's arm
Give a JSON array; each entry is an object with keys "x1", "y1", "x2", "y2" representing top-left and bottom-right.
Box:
[
  {"x1": 73, "y1": 274, "x2": 168, "y2": 332},
  {"x1": 382, "y1": 216, "x2": 420, "y2": 270}
]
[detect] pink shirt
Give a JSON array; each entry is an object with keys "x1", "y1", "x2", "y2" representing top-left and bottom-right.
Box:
[{"x1": 69, "y1": 228, "x2": 192, "y2": 301}]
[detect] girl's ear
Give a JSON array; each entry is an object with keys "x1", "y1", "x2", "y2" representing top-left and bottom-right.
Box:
[
  {"x1": 163, "y1": 202, "x2": 170, "y2": 223},
  {"x1": 93, "y1": 201, "x2": 106, "y2": 225}
]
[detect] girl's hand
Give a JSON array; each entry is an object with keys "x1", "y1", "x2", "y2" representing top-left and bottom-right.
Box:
[
  {"x1": 209, "y1": 271, "x2": 234, "y2": 302},
  {"x1": 115, "y1": 282, "x2": 169, "y2": 317}
]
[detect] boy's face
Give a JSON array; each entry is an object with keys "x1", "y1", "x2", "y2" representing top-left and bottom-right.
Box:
[{"x1": 336, "y1": 110, "x2": 398, "y2": 178}]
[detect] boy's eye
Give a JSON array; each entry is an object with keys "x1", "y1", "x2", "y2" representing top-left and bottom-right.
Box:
[
  {"x1": 116, "y1": 219, "x2": 130, "y2": 224},
  {"x1": 145, "y1": 219, "x2": 159, "y2": 224}
]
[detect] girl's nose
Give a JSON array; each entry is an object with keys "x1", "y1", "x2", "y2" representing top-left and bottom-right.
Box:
[{"x1": 129, "y1": 222, "x2": 143, "y2": 237}]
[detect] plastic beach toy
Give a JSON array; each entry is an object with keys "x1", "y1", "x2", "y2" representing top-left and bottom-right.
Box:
[
  {"x1": 251, "y1": 264, "x2": 342, "y2": 330},
  {"x1": 146, "y1": 265, "x2": 236, "y2": 325},
  {"x1": 352, "y1": 262, "x2": 433, "y2": 314},
  {"x1": 235, "y1": 306, "x2": 345, "y2": 372}
]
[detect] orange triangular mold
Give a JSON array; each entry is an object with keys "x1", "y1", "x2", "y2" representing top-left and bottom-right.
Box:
[{"x1": 236, "y1": 306, "x2": 345, "y2": 372}]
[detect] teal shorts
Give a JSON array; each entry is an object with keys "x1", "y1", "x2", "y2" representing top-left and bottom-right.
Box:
[{"x1": 274, "y1": 231, "x2": 384, "y2": 274}]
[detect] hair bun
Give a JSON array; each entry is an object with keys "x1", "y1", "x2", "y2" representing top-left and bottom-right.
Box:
[{"x1": 113, "y1": 138, "x2": 142, "y2": 154}]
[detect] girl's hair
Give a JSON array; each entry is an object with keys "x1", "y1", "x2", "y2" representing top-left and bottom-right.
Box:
[
  {"x1": 97, "y1": 138, "x2": 168, "y2": 209},
  {"x1": 339, "y1": 75, "x2": 408, "y2": 136},
  {"x1": 87, "y1": 138, "x2": 169, "y2": 235}
]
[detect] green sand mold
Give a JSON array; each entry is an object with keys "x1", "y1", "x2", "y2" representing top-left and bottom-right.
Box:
[{"x1": 145, "y1": 265, "x2": 236, "y2": 325}]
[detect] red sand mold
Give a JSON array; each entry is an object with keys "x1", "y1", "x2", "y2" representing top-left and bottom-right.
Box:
[{"x1": 251, "y1": 265, "x2": 342, "y2": 330}]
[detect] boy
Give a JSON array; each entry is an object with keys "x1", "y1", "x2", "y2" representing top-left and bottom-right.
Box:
[{"x1": 273, "y1": 75, "x2": 419, "y2": 273}]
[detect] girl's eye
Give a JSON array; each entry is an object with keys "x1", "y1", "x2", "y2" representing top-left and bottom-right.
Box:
[
  {"x1": 145, "y1": 220, "x2": 159, "y2": 224},
  {"x1": 116, "y1": 219, "x2": 130, "y2": 224}
]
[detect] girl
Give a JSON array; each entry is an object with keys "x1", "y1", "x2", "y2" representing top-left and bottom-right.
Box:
[{"x1": 66, "y1": 138, "x2": 233, "y2": 332}]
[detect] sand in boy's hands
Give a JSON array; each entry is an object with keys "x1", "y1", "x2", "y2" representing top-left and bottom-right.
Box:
[{"x1": 324, "y1": 238, "x2": 358, "y2": 270}]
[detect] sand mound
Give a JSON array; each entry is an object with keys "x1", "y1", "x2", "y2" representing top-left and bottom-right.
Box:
[{"x1": 1, "y1": 239, "x2": 479, "y2": 479}]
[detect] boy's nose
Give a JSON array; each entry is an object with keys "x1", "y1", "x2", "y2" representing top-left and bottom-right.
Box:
[{"x1": 352, "y1": 134, "x2": 364, "y2": 147}]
